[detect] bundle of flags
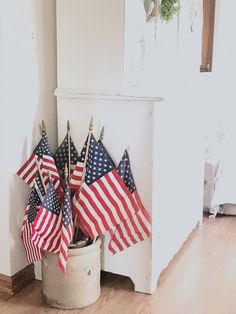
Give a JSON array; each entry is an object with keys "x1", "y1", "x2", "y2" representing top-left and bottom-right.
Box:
[
  {"x1": 17, "y1": 120, "x2": 151, "y2": 273},
  {"x1": 18, "y1": 125, "x2": 76, "y2": 272},
  {"x1": 17, "y1": 129, "x2": 62, "y2": 194},
  {"x1": 72, "y1": 135, "x2": 151, "y2": 254}
]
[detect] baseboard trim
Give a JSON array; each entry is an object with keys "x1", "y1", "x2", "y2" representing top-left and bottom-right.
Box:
[{"x1": 0, "y1": 264, "x2": 35, "y2": 296}]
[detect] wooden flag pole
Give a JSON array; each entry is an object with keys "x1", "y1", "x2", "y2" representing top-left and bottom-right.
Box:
[
  {"x1": 47, "y1": 170, "x2": 52, "y2": 183},
  {"x1": 73, "y1": 116, "x2": 93, "y2": 243},
  {"x1": 64, "y1": 163, "x2": 69, "y2": 183},
  {"x1": 96, "y1": 125, "x2": 106, "y2": 244},
  {"x1": 65, "y1": 164, "x2": 73, "y2": 241},
  {"x1": 35, "y1": 157, "x2": 47, "y2": 193},
  {"x1": 34, "y1": 178, "x2": 44, "y2": 202},
  {"x1": 99, "y1": 126, "x2": 104, "y2": 141},
  {"x1": 80, "y1": 116, "x2": 93, "y2": 188},
  {"x1": 67, "y1": 121, "x2": 71, "y2": 180}
]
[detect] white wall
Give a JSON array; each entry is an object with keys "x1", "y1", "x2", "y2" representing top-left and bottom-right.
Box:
[
  {"x1": 201, "y1": 0, "x2": 236, "y2": 141},
  {"x1": 126, "y1": 0, "x2": 205, "y2": 283},
  {"x1": 200, "y1": 0, "x2": 236, "y2": 132},
  {"x1": 0, "y1": 0, "x2": 57, "y2": 276},
  {"x1": 56, "y1": 0, "x2": 125, "y2": 91},
  {"x1": 202, "y1": 1, "x2": 236, "y2": 207}
]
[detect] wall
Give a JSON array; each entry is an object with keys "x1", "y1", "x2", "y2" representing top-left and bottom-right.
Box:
[
  {"x1": 201, "y1": 0, "x2": 236, "y2": 138},
  {"x1": 0, "y1": 0, "x2": 57, "y2": 276},
  {"x1": 202, "y1": 1, "x2": 236, "y2": 209},
  {"x1": 56, "y1": 0, "x2": 125, "y2": 91},
  {"x1": 124, "y1": 0, "x2": 205, "y2": 283}
]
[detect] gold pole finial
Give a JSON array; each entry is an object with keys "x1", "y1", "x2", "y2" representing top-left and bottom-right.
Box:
[
  {"x1": 67, "y1": 120, "x2": 70, "y2": 133},
  {"x1": 89, "y1": 116, "x2": 94, "y2": 131},
  {"x1": 99, "y1": 126, "x2": 105, "y2": 141},
  {"x1": 42, "y1": 120, "x2": 46, "y2": 131}
]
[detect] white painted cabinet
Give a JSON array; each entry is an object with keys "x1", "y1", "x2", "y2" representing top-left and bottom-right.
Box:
[{"x1": 56, "y1": 0, "x2": 204, "y2": 293}]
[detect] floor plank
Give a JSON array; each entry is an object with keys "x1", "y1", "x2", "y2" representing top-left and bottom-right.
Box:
[{"x1": 1, "y1": 215, "x2": 236, "y2": 314}]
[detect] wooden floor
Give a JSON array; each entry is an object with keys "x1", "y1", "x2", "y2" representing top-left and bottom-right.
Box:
[{"x1": 1, "y1": 215, "x2": 236, "y2": 314}]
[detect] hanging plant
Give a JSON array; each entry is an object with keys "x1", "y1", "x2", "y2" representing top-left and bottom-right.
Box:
[{"x1": 159, "y1": 0, "x2": 180, "y2": 22}]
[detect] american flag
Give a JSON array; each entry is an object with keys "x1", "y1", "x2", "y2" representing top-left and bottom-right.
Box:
[
  {"x1": 58, "y1": 185, "x2": 73, "y2": 273},
  {"x1": 108, "y1": 150, "x2": 151, "y2": 254},
  {"x1": 17, "y1": 130, "x2": 62, "y2": 195},
  {"x1": 54, "y1": 134, "x2": 80, "y2": 171},
  {"x1": 73, "y1": 134, "x2": 138, "y2": 239},
  {"x1": 37, "y1": 130, "x2": 62, "y2": 195},
  {"x1": 21, "y1": 176, "x2": 45, "y2": 263},
  {"x1": 97, "y1": 139, "x2": 116, "y2": 168},
  {"x1": 16, "y1": 131, "x2": 46, "y2": 188},
  {"x1": 31, "y1": 182, "x2": 62, "y2": 253},
  {"x1": 69, "y1": 137, "x2": 87, "y2": 190}
]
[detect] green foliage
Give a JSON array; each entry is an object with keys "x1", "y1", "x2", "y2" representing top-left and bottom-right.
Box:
[{"x1": 160, "y1": 0, "x2": 180, "y2": 22}]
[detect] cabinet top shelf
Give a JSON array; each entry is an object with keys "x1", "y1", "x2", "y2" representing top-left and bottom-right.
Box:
[{"x1": 54, "y1": 88, "x2": 163, "y2": 102}]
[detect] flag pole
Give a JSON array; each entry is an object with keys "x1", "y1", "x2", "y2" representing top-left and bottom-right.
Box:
[
  {"x1": 47, "y1": 170, "x2": 52, "y2": 183},
  {"x1": 73, "y1": 116, "x2": 93, "y2": 243},
  {"x1": 64, "y1": 163, "x2": 69, "y2": 184},
  {"x1": 67, "y1": 121, "x2": 71, "y2": 180},
  {"x1": 38, "y1": 121, "x2": 47, "y2": 193},
  {"x1": 80, "y1": 116, "x2": 93, "y2": 187},
  {"x1": 35, "y1": 157, "x2": 47, "y2": 193}
]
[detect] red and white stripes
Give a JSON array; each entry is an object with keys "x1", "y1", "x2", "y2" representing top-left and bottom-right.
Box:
[
  {"x1": 42, "y1": 155, "x2": 62, "y2": 194},
  {"x1": 31, "y1": 208, "x2": 62, "y2": 254},
  {"x1": 17, "y1": 153, "x2": 62, "y2": 196},
  {"x1": 58, "y1": 222, "x2": 73, "y2": 273},
  {"x1": 108, "y1": 192, "x2": 151, "y2": 254},
  {"x1": 21, "y1": 208, "x2": 42, "y2": 263},
  {"x1": 73, "y1": 169, "x2": 138, "y2": 239},
  {"x1": 17, "y1": 154, "x2": 39, "y2": 188},
  {"x1": 70, "y1": 162, "x2": 84, "y2": 189}
]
